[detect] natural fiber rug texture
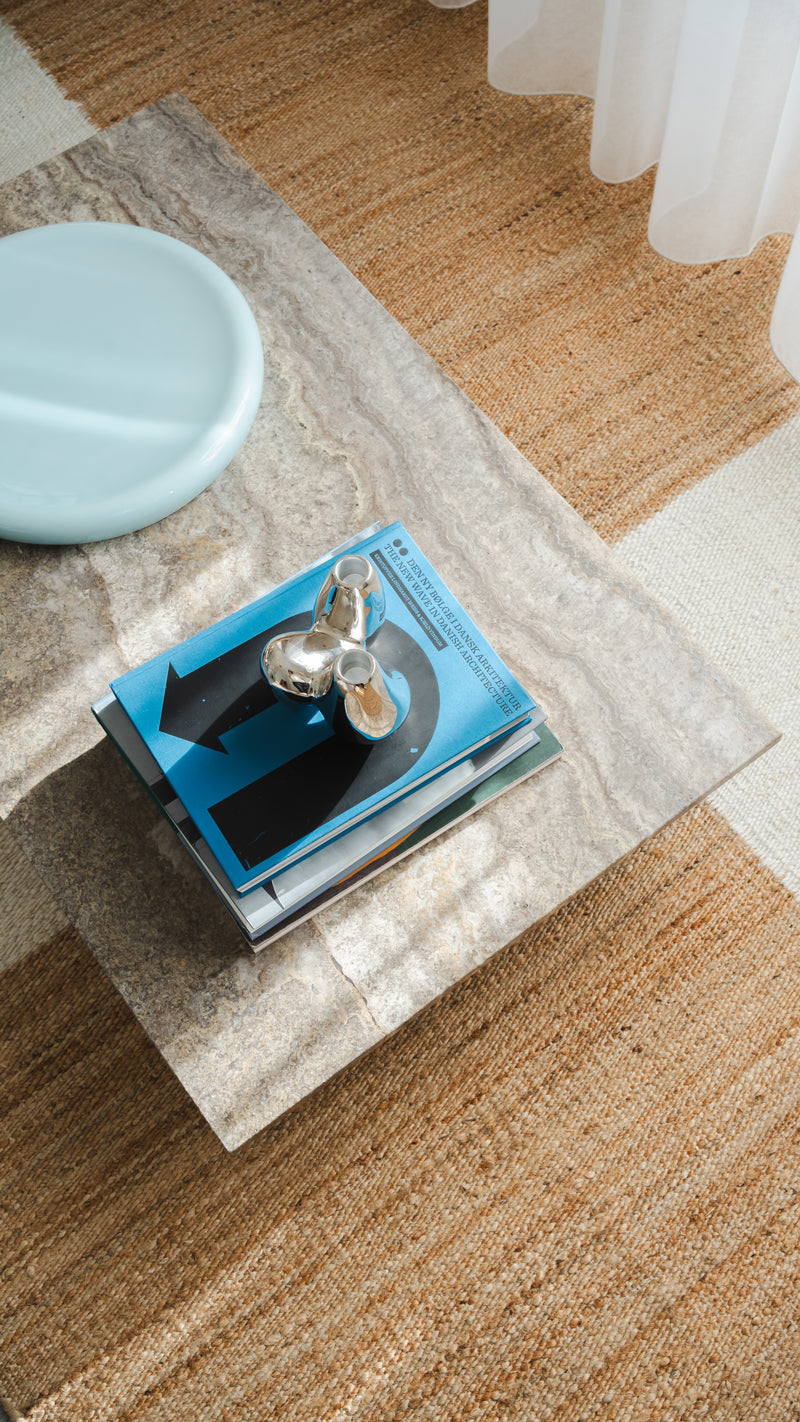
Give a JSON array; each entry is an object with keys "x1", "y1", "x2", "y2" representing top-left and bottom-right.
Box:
[{"x1": 2, "y1": 2, "x2": 800, "y2": 1418}]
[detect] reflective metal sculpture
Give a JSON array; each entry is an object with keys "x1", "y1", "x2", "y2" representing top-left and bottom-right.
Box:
[{"x1": 261, "y1": 553, "x2": 408, "y2": 742}]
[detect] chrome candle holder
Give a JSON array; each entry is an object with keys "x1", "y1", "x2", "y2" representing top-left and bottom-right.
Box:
[{"x1": 261, "y1": 553, "x2": 408, "y2": 743}]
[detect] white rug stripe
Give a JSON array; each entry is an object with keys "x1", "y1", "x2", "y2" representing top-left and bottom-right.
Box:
[
  {"x1": 0, "y1": 17, "x2": 95, "y2": 185},
  {"x1": 616, "y1": 416, "x2": 800, "y2": 899}
]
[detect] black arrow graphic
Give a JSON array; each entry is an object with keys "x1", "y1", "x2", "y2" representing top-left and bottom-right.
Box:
[
  {"x1": 209, "y1": 621, "x2": 440, "y2": 874},
  {"x1": 159, "y1": 611, "x2": 312, "y2": 752}
]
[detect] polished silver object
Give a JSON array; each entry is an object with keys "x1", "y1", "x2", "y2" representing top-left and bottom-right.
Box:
[
  {"x1": 262, "y1": 553, "x2": 405, "y2": 741},
  {"x1": 324, "y1": 648, "x2": 403, "y2": 744},
  {"x1": 313, "y1": 553, "x2": 385, "y2": 643}
]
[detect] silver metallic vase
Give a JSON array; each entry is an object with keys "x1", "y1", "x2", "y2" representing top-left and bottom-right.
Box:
[
  {"x1": 312, "y1": 553, "x2": 385, "y2": 643},
  {"x1": 323, "y1": 648, "x2": 405, "y2": 744},
  {"x1": 261, "y1": 553, "x2": 407, "y2": 742}
]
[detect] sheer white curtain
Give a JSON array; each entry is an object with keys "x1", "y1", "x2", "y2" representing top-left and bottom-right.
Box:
[{"x1": 430, "y1": 0, "x2": 800, "y2": 381}]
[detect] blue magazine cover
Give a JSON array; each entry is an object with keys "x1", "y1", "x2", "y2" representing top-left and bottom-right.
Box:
[{"x1": 109, "y1": 522, "x2": 540, "y2": 891}]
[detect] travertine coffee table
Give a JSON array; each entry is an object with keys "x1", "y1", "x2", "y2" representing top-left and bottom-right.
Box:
[{"x1": 0, "y1": 97, "x2": 777, "y2": 1149}]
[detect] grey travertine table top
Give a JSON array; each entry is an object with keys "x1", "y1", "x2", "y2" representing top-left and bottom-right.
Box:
[{"x1": 1, "y1": 97, "x2": 777, "y2": 1149}]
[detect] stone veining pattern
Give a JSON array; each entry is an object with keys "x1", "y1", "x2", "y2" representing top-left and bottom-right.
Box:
[{"x1": 0, "y1": 97, "x2": 777, "y2": 1148}]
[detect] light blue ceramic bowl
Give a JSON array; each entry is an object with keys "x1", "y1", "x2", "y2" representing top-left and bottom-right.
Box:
[{"x1": 0, "y1": 221, "x2": 264, "y2": 544}]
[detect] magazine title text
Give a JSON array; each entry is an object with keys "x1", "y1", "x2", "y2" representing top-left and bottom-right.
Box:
[{"x1": 384, "y1": 543, "x2": 522, "y2": 717}]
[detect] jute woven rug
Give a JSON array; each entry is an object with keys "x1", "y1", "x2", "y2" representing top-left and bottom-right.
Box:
[{"x1": 2, "y1": 3, "x2": 799, "y2": 1418}]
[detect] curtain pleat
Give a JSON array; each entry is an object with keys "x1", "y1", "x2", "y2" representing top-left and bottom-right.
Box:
[{"x1": 430, "y1": 0, "x2": 800, "y2": 382}]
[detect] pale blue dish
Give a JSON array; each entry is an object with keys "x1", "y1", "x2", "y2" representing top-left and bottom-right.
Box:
[{"x1": 0, "y1": 222, "x2": 264, "y2": 544}]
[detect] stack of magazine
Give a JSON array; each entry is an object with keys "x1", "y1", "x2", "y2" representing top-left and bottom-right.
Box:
[{"x1": 93, "y1": 521, "x2": 562, "y2": 948}]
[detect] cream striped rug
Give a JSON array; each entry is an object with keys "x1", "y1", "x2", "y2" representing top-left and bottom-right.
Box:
[{"x1": 2, "y1": 4, "x2": 799, "y2": 1418}]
